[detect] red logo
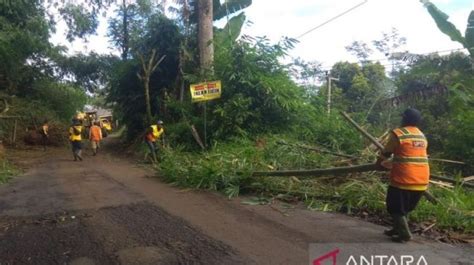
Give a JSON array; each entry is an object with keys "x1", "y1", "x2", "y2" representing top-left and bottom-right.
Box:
[
  {"x1": 313, "y1": 248, "x2": 340, "y2": 265},
  {"x1": 412, "y1": 141, "x2": 425, "y2": 148}
]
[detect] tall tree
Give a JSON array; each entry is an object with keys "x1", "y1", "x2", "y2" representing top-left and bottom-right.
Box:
[
  {"x1": 120, "y1": 0, "x2": 130, "y2": 60},
  {"x1": 0, "y1": 0, "x2": 51, "y2": 92},
  {"x1": 188, "y1": 0, "x2": 252, "y2": 73},
  {"x1": 137, "y1": 50, "x2": 166, "y2": 123},
  {"x1": 108, "y1": 0, "x2": 154, "y2": 60},
  {"x1": 372, "y1": 28, "x2": 407, "y2": 57},
  {"x1": 345, "y1": 41, "x2": 373, "y2": 63},
  {"x1": 198, "y1": 0, "x2": 214, "y2": 73}
]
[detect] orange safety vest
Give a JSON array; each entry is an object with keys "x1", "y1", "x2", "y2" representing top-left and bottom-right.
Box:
[
  {"x1": 90, "y1": 125, "x2": 102, "y2": 141},
  {"x1": 391, "y1": 126, "x2": 430, "y2": 191}
]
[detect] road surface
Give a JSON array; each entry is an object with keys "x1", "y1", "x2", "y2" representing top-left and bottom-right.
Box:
[{"x1": 0, "y1": 138, "x2": 472, "y2": 264}]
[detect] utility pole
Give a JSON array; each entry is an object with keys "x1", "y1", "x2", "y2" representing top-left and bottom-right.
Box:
[{"x1": 326, "y1": 71, "x2": 339, "y2": 115}]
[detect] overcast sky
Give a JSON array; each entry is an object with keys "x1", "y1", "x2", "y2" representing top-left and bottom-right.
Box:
[{"x1": 50, "y1": 0, "x2": 473, "y2": 70}]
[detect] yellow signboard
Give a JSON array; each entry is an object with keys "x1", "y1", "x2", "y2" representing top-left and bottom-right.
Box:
[{"x1": 190, "y1": 81, "x2": 222, "y2": 102}]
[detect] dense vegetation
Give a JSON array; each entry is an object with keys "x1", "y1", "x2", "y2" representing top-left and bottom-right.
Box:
[
  {"x1": 0, "y1": 0, "x2": 89, "y2": 140},
  {"x1": 0, "y1": 1, "x2": 91, "y2": 179}
]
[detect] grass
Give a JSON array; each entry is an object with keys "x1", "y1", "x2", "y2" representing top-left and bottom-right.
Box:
[
  {"x1": 156, "y1": 136, "x2": 474, "y2": 233},
  {"x1": 0, "y1": 159, "x2": 18, "y2": 184}
]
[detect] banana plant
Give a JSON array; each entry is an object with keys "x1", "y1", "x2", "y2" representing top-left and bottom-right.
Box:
[
  {"x1": 214, "y1": 12, "x2": 246, "y2": 48},
  {"x1": 188, "y1": 0, "x2": 252, "y2": 22},
  {"x1": 420, "y1": 0, "x2": 474, "y2": 58},
  {"x1": 212, "y1": 0, "x2": 252, "y2": 21}
]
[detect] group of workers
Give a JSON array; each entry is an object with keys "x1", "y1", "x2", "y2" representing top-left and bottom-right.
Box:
[
  {"x1": 68, "y1": 119, "x2": 104, "y2": 161},
  {"x1": 60, "y1": 107, "x2": 426, "y2": 243},
  {"x1": 65, "y1": 118, "x2": 164, "y2": 163}
]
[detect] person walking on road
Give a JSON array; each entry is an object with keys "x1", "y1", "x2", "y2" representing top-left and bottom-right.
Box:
[
  {"x1": 145, "y1": 120, "x2": 165, "y2": 163},
  {"x1": 69, "y1": 119, "x2": 84, "y2": 161},
  {"x1": 377, "y1": 108, "x2": 430, "y2": 243},
  {"x1": 40, "y1": 120, "x2": 49, "y2": 151},
  {"x1": 89, "y1": 121, "x2": 103, "y2": 156}
]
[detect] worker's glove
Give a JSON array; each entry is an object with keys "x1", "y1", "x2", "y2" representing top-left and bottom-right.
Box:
[{"x1": 376, "y1": 156, "x2": 392, "y2": 170}]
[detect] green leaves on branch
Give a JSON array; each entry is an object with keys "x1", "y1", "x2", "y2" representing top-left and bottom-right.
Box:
[
  {"x1": 59, "y1": 4, "x2": 99, "y2": 42},
  {"x1": 466, "y1": 11, "x2": 474, "y2": 55},
  {"x1": 421, "y1": 0, "x2": 474, "y2": 57},
  {"x1": 214, "y1": 12, "x2": 246, "y2": 48},
  {"x1": 0, "y1": 0, "x2": 51, "y2": 91}
]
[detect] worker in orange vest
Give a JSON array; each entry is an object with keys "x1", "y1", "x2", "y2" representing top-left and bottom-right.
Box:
[
  {"x1": 377, "y1": 108, "x2": 430, "y2": 243},
  {"x1": 145, "y1": 120, "x2": 164, "y2": 162},
  {"x1": 89, "y1": 121, "x2": 103, "y2": 156}
]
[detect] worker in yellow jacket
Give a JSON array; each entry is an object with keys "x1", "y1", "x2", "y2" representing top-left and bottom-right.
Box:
[
  {"x1": 377, "y1": 108, "x2": 429, "y2": 243},
  {"x1": 69, "y1": 118, "x2": 84, "y2": 161},
  {"x1": 144, "y1": 120, "x2": 164, "y2": 162}
]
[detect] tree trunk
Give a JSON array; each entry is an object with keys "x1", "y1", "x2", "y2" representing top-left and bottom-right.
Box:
[
  {"x1": 144, "y1": 79, "x2": 152, "y2": 124},
  {"x1": 121, "y1": 0, "x2": 129, "y2": 60},
  {"x1": 198, "y1": 0, "x2": 214, "y2": 73},
  {"x1": 178, "y1": 48, "x2": 185, "y2": 102},
  {"x1": 137, "y1": 50, "x2": 166, "y2": 125}
]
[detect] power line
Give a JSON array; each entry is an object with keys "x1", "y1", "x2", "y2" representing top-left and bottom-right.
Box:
[
  {"x1": 312, "y1": 47, "x2": 468, "y2": 72},
  {"x1": 296, "y1": 0, "x2": 368, "y2": 39}
]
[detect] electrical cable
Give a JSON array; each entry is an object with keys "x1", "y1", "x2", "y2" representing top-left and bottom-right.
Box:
[{"x1": 296, "y1": 0, "x2": 368, "y2": 39}]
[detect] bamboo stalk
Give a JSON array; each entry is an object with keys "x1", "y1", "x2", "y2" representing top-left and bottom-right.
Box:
[
  {"x1": 463, "y1": 176, "x2": 474, "y2": 182},
  {"x1": 265, "y1": 189, "x2": 340, "y2": 200},
  {"x1": 422, "y1": 191, "x2": 438, "y2": 205},
  {"x1": 0, "y1": 115, "x2": 22, "y2": 119},
  {"x1": 431, "y1": 174, "x2": 474, "y2": 189},
  {"x1": 429, "y1": 158, "x2": 465, "y2": 165},
  {"x1": 277, "y1": 140, "x2": 357, "y2": 159},
  {"x1": 342, "y1": 112, "x2": 465, "y2": 166},
  {"x1": 340, "y1": 111, "x2": 384, "y2": 150},
  {"x1": 12, "y1": 119, "x2": 17, "y2": 143},
  {"x1": 191, "y1": 124, "x2": 205, "y2": 150},
  {"x1": 252, "y1": 163, "x2": 381, "y2": 177}
]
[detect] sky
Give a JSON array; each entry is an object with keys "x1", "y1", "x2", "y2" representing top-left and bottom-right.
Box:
[{"x1": 50, "y1": 0, "x2": 473, "y2": 70}]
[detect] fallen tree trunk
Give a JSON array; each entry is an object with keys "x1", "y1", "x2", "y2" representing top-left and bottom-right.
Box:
[
  {"x1": 341, "y1": 111, "x2": 385, "y2": 150},
  {"x1": 252, "y1": 163, "x2": 380, "y2": 177},
  {"x1": 252, "y1": 164, "x2": 472, "y2": 188},
  {"x1": 251, "y1": 164, "x2": 444, "y2": 204}
]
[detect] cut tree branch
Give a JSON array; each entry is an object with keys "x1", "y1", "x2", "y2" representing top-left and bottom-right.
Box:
[{"x1": 277, "y1": 140, "x2": 357, "y2": 159}]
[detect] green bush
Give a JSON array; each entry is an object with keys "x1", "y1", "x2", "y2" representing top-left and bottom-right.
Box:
[
  {"x1": 32, "y1": 80, "x2": 87, "y2": 122},
  {"x1": 158, "y1": 138, "x2": 259, "y2": 197},
  {"x1": 412, "y1": 186, "x2": 474, "y2": 232},
  {"x1": 0, "y1": 160, "x2": 18, "y2": 184}
]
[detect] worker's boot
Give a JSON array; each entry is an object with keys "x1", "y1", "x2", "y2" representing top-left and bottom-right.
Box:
[
  {"x1": 391, "y1": 215, "x2": 412, "y2": 243},
  {"x1": 384, "y1": 215, "x2": 398, "y2": 237}
]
